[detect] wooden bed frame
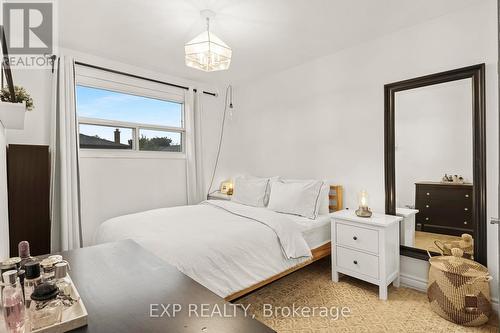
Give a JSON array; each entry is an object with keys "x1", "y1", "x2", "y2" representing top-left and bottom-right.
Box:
[{"x1": 225, "y1": 185, "x2": 343, "y2": 301}]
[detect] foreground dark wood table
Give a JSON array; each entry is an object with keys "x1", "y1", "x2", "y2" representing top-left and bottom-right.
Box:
[{"x1": 60, "y1": 240, "x2": 274, "y2": 333}]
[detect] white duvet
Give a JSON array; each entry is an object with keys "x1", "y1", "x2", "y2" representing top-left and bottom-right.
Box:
[{"x1": 95, "y1": 200, "x2": 313, "y2": 298}]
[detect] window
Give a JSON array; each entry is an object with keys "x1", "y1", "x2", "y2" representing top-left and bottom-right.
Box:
[
  {"x1": 79, "y1": 124, "x2": 133, "y2": 150},
  {"x1": 75, "y1": 68, "x2": 185, "y2": 154}
]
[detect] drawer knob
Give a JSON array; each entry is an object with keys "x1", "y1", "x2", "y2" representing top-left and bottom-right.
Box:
[
  {"x1": 426, "y1": 205, "x2": 430, "y2": 208},
  {"x1": 426, "y1": 192, "x2": 430, "y2": 196},
  {"x1": 464, "y1": 208, "x2": 468, "y2": 211},
  {"x1": 464, "y1": 221, "x2": 468, "y2": 225},
  {"x1": 425, "y1": 217, "x2": 430, "y2": 221},
  {"x1": 353, "y1": 260, "x2": 358, "y2": 265},
  {"x1": 353, "y1": 236, "x2": 358, "y2": 241},
  {"x1": 465, "y1": 194, "x2": 469, "y2": 198}
]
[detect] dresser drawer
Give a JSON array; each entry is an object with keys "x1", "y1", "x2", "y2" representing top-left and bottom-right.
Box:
[
  {"x1": 336, "y1": 223, "x2": 379, "y2": 254},
  {"x1": 336, "y1": 246, "x2": 379, "y2": 279}
]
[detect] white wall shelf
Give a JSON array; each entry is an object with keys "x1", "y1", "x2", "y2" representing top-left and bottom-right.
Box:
[{"x1": 0, "y1": 101, "x2": 26, "y2": 130}]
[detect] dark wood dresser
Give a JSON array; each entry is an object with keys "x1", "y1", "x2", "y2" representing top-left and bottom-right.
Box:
[
  {"x1": 7, "y1": 144, "x2": 51, "y2": 256},
  {"x1": 415, "y1": 182, "x2": 473, "y2": 236}
]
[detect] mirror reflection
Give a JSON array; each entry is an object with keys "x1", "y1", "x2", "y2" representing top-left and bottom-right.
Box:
[{"x1": 395, "y1": 78, "x2": 474, "y2": 257}]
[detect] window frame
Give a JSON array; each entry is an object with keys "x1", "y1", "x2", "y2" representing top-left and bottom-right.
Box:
[{"x1": 75, "y1": 66, "x2": 187, "y2": 158}]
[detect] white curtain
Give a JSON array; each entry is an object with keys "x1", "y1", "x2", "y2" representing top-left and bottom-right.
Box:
[
  {"x1": 50, "y1": 55, "x2": 82, "y2": 252},
  {"x1": 185, "y1": 88, "x2": 205, "y2": 204}
]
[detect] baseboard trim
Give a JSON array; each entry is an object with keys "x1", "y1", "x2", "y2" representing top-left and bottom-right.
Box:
[
  {"x1": 492, "y1": 298, "x2": 499, "y2": 314},
  {"x1": 399, "y1": 273, "x2": 427, "y2": 292},
  {"x1": 399, "y1": 273, "x2": 499, "y2": 314}
]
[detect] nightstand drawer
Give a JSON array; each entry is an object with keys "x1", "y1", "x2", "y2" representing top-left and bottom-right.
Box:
[
  {"x1": 336, "y1": 223, "x2": 379, "y2": 254},
  {"x1": 336, "y1": 246, "x2": 379, "y2": 279}
]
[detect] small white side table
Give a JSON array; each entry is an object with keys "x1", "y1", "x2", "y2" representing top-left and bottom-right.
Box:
[
  {"x1": 207, "y1": 191, "x2": 232, "y2": 201},
  {"x1": 331, "y1": 209, "x2": 402, "y2": 300}
]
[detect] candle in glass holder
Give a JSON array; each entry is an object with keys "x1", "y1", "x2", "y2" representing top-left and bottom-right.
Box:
[{"x1": 355, "y1": 190, "x2": 372, "y2": 217}]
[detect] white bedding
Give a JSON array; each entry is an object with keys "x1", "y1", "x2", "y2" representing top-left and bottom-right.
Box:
[
  {"x1": 288, "y1": 214, "x2": 331, "y2": 248},
  {"x1": 95, "y1": 200, "x2": 321, "y2": 298}
]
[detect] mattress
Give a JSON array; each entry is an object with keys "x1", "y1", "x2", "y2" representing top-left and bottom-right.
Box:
[
  {"x1": 95, "y1": 201, "x2": 313, "y2": 298},
  {"x1": 285, "y1": 214, "x2": 331, "y2": 248}
]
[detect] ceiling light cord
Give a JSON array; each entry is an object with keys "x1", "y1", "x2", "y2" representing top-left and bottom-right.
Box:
[{"x1": 207, "y1": 85, "x2": 233, "y2": 198}]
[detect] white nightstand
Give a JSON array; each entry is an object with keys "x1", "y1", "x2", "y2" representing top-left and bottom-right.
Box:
[
  {"x1": 331, "y1": 209, "x2": 402, "y2": 300},
  {"x1": 207, "y1": 191, "x2": 232, "y2": 201}
]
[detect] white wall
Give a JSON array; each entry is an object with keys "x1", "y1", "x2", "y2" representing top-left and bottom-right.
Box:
[
  {"x1": 199, "y1": 90, "x2": 227, "y2": 193},
  {"x1": 79, "y1": 154, "x2": 187, "y2": 245},
  {"x1": 395, "y1": 79, "x2": 473, "y2": 208},
  {"x1": 0, "y1": 123, "x2": 9, "y2": 260},
  {"x1": 217, "y1": 2, "x2": 498, "y2": 300}
]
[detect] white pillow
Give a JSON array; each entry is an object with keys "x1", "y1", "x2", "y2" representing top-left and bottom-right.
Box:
[
  {"x1": 267, "y1": 180, "x2": 324, "y2": 219},
  {"x1": 231, "y1": 176, "x2": 270, "y2": 207},
  {"x1": 279, "y1": 179, "x2": 329, "y2": 217},
  {"x1": 265, "y1": 176, "x2": 281, "y2": 206},
  {"x1": 318, "y1": 183, "x2": 330, "y2": 215}
]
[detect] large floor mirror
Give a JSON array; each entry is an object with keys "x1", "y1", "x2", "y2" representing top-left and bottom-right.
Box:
[{"x1": 384, "y1": 64, "x2": 487, "y2": 265}]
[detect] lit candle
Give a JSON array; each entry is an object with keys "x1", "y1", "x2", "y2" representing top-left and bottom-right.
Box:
[
  {"x1": 360, "y1": 191, "x2": 368, "y2": 207},
  {"x1": 356, "y1": 190, "x2": 372, "y2": 218}
]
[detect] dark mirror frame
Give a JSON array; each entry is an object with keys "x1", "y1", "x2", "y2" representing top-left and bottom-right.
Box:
[{"x1": 384, "y1": 64, "x2": 487, "y2": 265}]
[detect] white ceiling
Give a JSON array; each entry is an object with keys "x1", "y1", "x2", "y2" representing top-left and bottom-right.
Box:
[{"x1": 59, "y1": 0, "x2": 479, "y2": 85}]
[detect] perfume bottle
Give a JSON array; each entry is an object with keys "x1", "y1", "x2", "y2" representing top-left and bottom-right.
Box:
[
  {"x1": 1, "y1": 270, "x2": 26, "y2": 333},
  {"x1": 54, "y1": 263, "x2": 71, "y2": 297},
  {"x1": 16, "y1": 270, "x2": 25, "y2": 304},
  {"x1": 0, "y1": 264, "x2": 17, "y2": 319},
  {"x1": 40, "y1": 255, "x2": 63, "y2": 282},
  {"x1": 17, "y1": 241, "x2": 34, "y2": 270},
  {"x1": 1, "y1": 258, "x2": 21, "y2": 270},
  {"x1": 28, "y1": 283, "x2": 62, "y2": 330},
  {"x1": 23, "y1": 262, "x2": 42, "y2": 308},
  {"x1": 0, "y1": 264, "x2": 17, "y2": 278}
]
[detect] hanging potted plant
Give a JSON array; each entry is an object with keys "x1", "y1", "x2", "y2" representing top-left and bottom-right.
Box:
[{"x1": 0, "y1": 85, "x2": 34, "y2": 129}]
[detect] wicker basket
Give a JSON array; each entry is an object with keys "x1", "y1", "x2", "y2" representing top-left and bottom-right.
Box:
[
  {"x1": 427, "y1": 248, "x2": 492, "y2": 326},
  {"x1": 434, "y1": 234, "x2": 474, "y2": 259}
]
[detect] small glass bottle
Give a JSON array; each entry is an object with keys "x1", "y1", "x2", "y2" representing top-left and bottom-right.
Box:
[
  {"x1": 1, "y1": 258, "x2": 21, "y2": 270},
  {"x1": 40, "y1": 255, "x2": 63, "y2": 282},
  {"x1": 54, "y1": 263, "x2": 71, "y2": 297},
  {"x1": 28, "y1": 283, "x2": 62, "y2": 330},
  {"x1": 1, "y1": 270, "x2": 26, "y2": 333},
  {"x1": 17, "y1": 241, "x2": 34, "y2": 270},
  {"x1": 0, "y1": 264, "x2": 17, "y2": 279},
  {"x1": 16, "y1": 270, "x2": 25, "y2": 304},
  {"x1": 23, "y1": 262, "x2": 42, "y2": 308}
]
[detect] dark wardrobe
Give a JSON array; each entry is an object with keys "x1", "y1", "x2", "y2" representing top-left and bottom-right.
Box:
[{"x1": 7, "y1": 144, "x2": 51, "y2": 256}]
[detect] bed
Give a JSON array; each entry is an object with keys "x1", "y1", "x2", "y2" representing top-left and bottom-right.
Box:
[{"x1": 95, "y1": 185, "x2": 342, "y2": 301}]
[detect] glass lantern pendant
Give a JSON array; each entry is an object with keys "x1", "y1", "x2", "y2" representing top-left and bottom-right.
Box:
[{"x1": 185, "y1": 11, "x2": 232, "y2": 72}]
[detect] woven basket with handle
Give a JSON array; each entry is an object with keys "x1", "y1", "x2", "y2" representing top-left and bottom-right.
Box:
[
  {"x1": 433, "y1": 233, "x2": 474, "y2": 259},
  {"x1": 427, "y1": 248, "x2": 492, "y2": 326}
]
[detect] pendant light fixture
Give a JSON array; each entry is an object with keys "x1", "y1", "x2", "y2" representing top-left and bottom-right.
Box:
[{"x1": 185, "y1": 10, "x2": 232, "y2": 72}]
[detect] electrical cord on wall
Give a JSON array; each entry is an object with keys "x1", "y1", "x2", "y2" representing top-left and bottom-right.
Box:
[{"x1": 206, "y1": 85, "x2": 234, "y2": 198}]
